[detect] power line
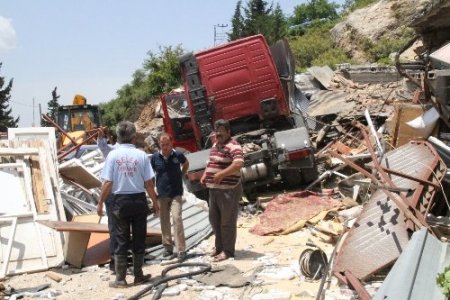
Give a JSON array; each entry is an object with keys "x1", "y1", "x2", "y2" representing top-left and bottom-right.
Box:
[
  {"x1": 214, "y1": 24, "x2": 229, "y2": 46},
  {"x1": 10, "y1": 99, "x2": 39, "y2": 108}
]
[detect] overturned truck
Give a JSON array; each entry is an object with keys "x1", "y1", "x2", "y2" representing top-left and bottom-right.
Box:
[{"x1": 160, "y1": 35, "x2": 318, "y2": 199}]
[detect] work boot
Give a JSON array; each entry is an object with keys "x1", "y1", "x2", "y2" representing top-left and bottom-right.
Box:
[
  {"x1": 162, "y1": 249, "x2": 173, "y2": 258},
  {"x1": 109, "y1": 255, "x2": 128, "y2": 288},
  {"x1": 178, "y1": 251, "x2": 187, "y2": 261},
  {"x1": 133, "y1": 253, "x2": 151, "y2": 285}
]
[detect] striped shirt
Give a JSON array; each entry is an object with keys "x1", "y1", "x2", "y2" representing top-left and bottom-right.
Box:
[{"x1": 204, "y1": 138, "x2": 244, "y2": 189}]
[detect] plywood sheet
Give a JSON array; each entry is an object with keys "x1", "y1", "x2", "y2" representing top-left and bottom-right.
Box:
[
  {"x1": 30, "y1": 157, "x2": 47, "y2": 213},
  {"x1": 82, "y1": 233, "x2": 111, "y2": 267},
  {"x1": 390, "y1": 103, "x2": 429, "y2": 147},
  {"x1": 63, "y1": 214, "x2": 100, "y2": 268},
  {"x1": 38, "y1": 220, "x2": 161, "y2": 236},
  {"x1": 59, "y1": 164, "x2": 101, "y2": 189}
]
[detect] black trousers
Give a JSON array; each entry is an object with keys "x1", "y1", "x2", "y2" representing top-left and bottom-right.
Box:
[
  {"x1": 111, "y1": 193, "x2": 149, "y2": 255},
  {"x1": 105, "y1": 193, "x2": 117, "y2": 257}
]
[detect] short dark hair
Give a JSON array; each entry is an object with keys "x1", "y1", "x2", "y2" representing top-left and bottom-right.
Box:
[
  {"x1": 116, "y1": 121, "x2": 136, "y2": 144},
  {"x1": 214, "y1": 119, "x2": 230, "y2": 131},
  {"x1": 159, "y1": 132, "x2": 173, "y2": 142}
]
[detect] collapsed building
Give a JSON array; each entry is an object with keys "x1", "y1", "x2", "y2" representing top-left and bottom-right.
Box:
[{"x1": 1, "y1": 1, "x2": 450, "y2": 299}]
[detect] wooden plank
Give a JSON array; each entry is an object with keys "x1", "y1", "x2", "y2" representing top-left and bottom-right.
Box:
[
  {"x1": 59, "y1": 164, "x2": 101, "y2": 189},
  {"x1": 82, "y1": 233, "x2": 111, "y2": 267},
  {"x1": 30, "y1": 157, "x2": 48, "y2": 213},
  {"x1": 45, "y1": 271, "x2": 62, "y2": 282},
  {"x1": 38, "y1": 220, "x2": 162, "y2": 236},
  {"x1": 388, "y1": 103, "x2": 431, "y2": 147},
  {"x1": 63, "y1": 214, "x2": 100, "y2": 268}
]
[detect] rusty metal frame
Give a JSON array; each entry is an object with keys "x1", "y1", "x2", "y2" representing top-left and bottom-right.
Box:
[
  {"x1": 42, "y1": 114, "x2": 78, "y2": 146},
  {"x1": 327, "y1": 148, "x2": 423, "y2": 228},
  {"x1": 331, "y1": 122, "x2": 446, "y2": 280},
  {"x1": 56, "y1": 131, "x2": 98, "y2": 161},
  {"x1": 41, "y1": 114, "x2": 100, "y2": 161},
  {"x1": 344, "y1": 271, "x2": 371, "y2": 300}
]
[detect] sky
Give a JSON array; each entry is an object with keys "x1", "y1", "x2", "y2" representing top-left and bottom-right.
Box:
[{"x1": 0, "y1": 0, "x2": 344, "y2": 127}]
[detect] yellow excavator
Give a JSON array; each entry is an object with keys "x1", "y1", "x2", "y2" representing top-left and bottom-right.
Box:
[
  {"x1": 40, "y1": 94, "x2": 104, "y2": 161},
  {"x1": 54, "y1": 94, "x2": 102, "y2": 148}
]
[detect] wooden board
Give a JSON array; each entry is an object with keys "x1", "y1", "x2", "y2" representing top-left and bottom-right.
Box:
[
  {"x1": 59, "y1": 165, "x2": 101, "y2": 189},
  {"x1": 38, "y1": 220, "x2": 162, "y2": 236},
  {"x1": 62, "y1": 214, "x2": 100, "y2": 268},
  {"x1": 82, "y1": 233, "x2": 111, "y2": 267},
  {"x1": 40, "y1": 215, "x2": 161, "y2": 268},
  {"x1": 388, "y1": 103, "x2": 432, "y2": 147},
  {"x1": 30, "y1": 157, "x2": 48, "y2": 213}
]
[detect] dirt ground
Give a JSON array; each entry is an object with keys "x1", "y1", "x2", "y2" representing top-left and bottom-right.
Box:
[{"x1": 2, "y1": 212, "x2": 338, "y2": 300}]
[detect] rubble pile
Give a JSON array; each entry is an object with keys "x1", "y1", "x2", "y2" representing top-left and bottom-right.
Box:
[
  {"x1": 2, "y1": 4, "x2": 450, "y2": 297},
  {"x1": 1, "y1": 56, "x2": 450, "y2": 298}
]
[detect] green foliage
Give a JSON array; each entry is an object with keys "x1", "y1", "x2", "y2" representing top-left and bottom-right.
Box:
[
  {"x1": 437, "y1": 266, "x2": 450, "y2": 297},
  {"x1": 291, "y1": 0, "x2": 339, "y2": 26},
  {"x1": 41, "y1": 86, "x2": 60, "y2": 127},
  {"x1": 270, "y1": 3, "x2": 287, "y2": 44},
  {"x1": 312, "y1": 48, "x2": 352, "y2": 69},
  {"x1": 228, "y1": 0, "x2": 288, "y2": 45},
  {"x1": 242, "y1": 0, "x2": 273, "y2": 38},
  {"x1": 366, "y1": 35, "x2": 412, "y2": 64},
  {"x1": 100, "y1": 45, "x2": 184, "y2": 128},
  {"x1": 0, "y1": 63, "x2": 19, "y2": 131},
  {"x1": 289, "y1": 22, "x2": 350, "y2": 71},
  {"x1": 229, "y1": 0, "x2": 245, "y2": 41}
]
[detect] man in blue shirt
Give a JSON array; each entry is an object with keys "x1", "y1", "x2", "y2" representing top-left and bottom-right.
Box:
[
  {"x1": 151, "y1": 133, "x2": 189, "y2": 260},
  {"x1": 97, "y1": 121, "x2": 160, "y2": 288}
]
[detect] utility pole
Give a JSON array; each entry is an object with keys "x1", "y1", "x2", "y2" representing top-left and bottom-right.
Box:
[
  {"x1": 39, "y1": 103, "x2": 42, "y2": 127},
  {"x1": 214, "y1": 24, "x2": 228, "y2": 46},
  {"x1": 32, "y1": 97, "x2": 35, "y2": 127}
]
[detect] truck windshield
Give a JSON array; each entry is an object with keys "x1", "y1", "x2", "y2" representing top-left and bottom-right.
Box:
[{"x1": 167, "y1": 94, "x2": 189, "y2": 118}]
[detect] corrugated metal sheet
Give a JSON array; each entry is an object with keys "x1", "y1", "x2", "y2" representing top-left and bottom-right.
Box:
[
  {"x1": 145, "y1": 198, "x2": 212, "y2": 258},
  {"x1": 334, "y1": 141, "x2": 446, "y2": 279},
  {"x1": 334, "y1": 188, "x2": 410, "y2": 279},
  {"x1": 374, "y1": 228, "x2": 449, "y2": 300}
]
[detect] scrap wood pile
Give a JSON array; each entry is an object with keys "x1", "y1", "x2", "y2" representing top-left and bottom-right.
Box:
[{"x1": 0, "y1": 127, "x2": 210, "y2": 282}]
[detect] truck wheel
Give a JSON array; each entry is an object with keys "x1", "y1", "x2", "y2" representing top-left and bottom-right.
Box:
[{"x1": 280, "y1": 169, "x2": 303, "y2": 187}]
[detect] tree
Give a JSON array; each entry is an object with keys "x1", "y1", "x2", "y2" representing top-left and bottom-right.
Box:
[
  {"x1": 242, "y1": 0, "x2": 273, "y2": 37},
  {"x1": 229, "y1": 0, "x2": 289, "y2": 44},
  {"x1": 41, "y1": 86, "x2": 60, "y2": 127},
  {"x1": 228, "y1": 0, "x2": 245, "y2": 41},
  {"x1": 291, "y1": 0, "x2": 339, "y2": 27},
  {"x1": 270, "y1": 3, "x2": 287, "y2": 44},
  {"x1": 0, "y1": 63, "x2": 19, "y2": 131},
  {"x1": 101, "y1": 45, "x2": 184, "y2": 128}
]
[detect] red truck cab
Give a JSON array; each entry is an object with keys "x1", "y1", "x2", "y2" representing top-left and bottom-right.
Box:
[
  {"x1": 180, "y1": 34, "x2": 290, "y2": 149},
  {"x1": 161, "y1": 35, "x2": 317, "y2": 199}
]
